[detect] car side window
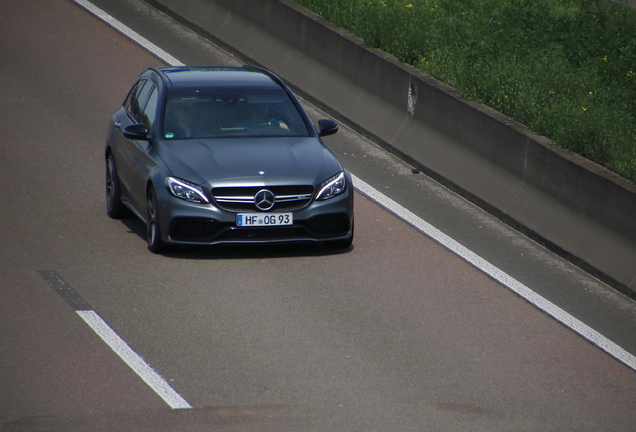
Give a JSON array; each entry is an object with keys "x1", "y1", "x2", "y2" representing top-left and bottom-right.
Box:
[
  {"x1": 124, "y1": 79, "x2": 153, "y2": 122},
  {"x1": 124, "y1": 81, "x2": 144, "y2": 118},
  {"x1": 140, "y1": 85, "x2": 158, "y2": 130}
]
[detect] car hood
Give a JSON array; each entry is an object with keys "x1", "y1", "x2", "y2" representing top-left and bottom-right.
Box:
[{"x1": 157, "y1": 137, "x2": 342, "y2": 187}]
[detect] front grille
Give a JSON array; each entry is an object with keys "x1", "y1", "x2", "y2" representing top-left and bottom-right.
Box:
[
  {"x1": 212, "y1": 185, "x2": 314, "y2": 212},
  {"x1": 167, "y1": 215, "x2": 351, "y2": 244}
]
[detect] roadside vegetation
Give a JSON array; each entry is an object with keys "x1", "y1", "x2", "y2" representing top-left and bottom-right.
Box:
[{"x1": 293, "y1": 0, "x2": 636, "y2": 183}]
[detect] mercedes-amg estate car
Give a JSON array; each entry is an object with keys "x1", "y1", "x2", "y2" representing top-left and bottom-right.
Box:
[{"x1": 105, "y1": 66, "x2": 354, "y2": 253}]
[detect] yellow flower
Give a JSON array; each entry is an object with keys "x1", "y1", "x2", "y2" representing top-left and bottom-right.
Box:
[
  {"x1": 582, "y1": 107, "x2": 587, "y2": 111},
  {"x1": 406, "y1": 3, "x2": 413, "y2": 7}
]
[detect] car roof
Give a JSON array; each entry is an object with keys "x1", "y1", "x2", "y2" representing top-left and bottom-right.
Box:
[{"x1": 155, "y1": 67, "x2": 284, "y2": 92}]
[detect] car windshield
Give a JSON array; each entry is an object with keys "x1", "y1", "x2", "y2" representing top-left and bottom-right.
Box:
[{"x1": 163, "y1": 90, "x2": 311, "y2": 139}]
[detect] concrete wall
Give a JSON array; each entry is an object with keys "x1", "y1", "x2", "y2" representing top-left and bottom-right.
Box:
[{"x1": 148, "y1": 0, "x2": 636, "y2": 295}]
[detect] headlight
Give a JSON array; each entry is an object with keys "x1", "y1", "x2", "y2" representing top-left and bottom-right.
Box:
[
  {"x1": 316, "y1": 171, "x2": 346, "y2": 201},
  {"x1": 166, "y1": 177, "x2": 209, "y2": 204}
]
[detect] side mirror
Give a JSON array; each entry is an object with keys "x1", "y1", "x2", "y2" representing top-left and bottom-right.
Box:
[
  {"x1": 123, "y1": 123, "x2": 150, "y2": 140},
  {"x1": 318, "y1": 119, "x2": 338, "y2": 137}
]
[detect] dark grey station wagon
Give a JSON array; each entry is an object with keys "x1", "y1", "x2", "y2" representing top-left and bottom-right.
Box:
[{"x1": 105, "y1": 66, "x2": 354, "y2": 253}]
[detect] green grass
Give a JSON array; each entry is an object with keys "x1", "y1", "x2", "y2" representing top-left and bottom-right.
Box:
[{"x1": 293, "y1": 0, "x2": 636, "y2": 182}]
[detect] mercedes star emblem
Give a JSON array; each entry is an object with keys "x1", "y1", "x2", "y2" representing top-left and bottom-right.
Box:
[{"x1": 254, "y1": 189, "x2": 275, "y2": 211}]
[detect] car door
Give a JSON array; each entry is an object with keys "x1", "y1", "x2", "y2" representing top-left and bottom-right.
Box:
[{"x1": 113, "y1": 79, "x2": 160, "y2": 215}]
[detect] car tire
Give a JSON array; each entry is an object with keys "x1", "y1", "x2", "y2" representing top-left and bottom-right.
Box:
[
  {"x1": 106, "y1": 154, "x2": 131, "y2": 219},
  {"x1": 146, "y1": 187, "x2": 170, "y2": 254}
]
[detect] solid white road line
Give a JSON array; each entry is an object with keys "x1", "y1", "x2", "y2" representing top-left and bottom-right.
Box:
[
  {"x1": 353, "y1": 174, "x2": 636, "y2": 371},
  {"x1": 72, "y1": 0, "x2": 636, "y2": 375},
  {"x1": 72, "y1": 0, "x2": 185, "y2": 67},
  {"x1": 77, "y1": 310, "x2": 193, "y2": 409}
]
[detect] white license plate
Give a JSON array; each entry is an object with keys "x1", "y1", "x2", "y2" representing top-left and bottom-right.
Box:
[{"x1": 236, "y1": 213, "x2": 293, "y2": 227}]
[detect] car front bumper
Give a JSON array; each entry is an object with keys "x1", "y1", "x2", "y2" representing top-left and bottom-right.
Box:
[{"x1": 154, "y1": 183, "x2": 354, "y2": 246}]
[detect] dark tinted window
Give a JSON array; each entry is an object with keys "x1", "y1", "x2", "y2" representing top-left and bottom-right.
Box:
[
  {"x1": 140, "y1": 85, "x2": 158, "y2": 130},
  {"x1": 163, "y1": 90, "x2": 310, "y2": 139},
  {"x1": 124, "y1": 79, "x2": 154, "y2": 122}
]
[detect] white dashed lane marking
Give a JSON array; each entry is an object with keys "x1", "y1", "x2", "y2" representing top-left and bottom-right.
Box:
[{"x1": 39, "y1": 270, "x2": 192, "y2": 410}]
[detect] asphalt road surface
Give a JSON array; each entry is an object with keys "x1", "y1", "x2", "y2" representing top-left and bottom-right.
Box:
[{"x1": 1, "y1": 0, "x2": 636, "y2": 431}]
